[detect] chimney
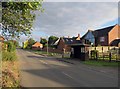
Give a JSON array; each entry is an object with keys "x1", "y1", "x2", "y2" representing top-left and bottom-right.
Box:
[
  {"x1": 78, "y1": 34, "x2": 80, "y2": 38},
  {"x1": 76, "y1": 33, "x2": 80, "y2": 40}
]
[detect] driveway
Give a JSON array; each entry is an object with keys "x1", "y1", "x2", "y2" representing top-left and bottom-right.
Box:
[{"x1": 17, "y1": 49, "x2": 118, "y2": 87}]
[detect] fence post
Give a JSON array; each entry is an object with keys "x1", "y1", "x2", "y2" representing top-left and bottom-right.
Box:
[
  {"x1": 119, "y1": 47, "x2": 120, "y2": 60},
  {"x1": 96, "y1": 51, "x2": 98, "y2": 60},
  {"x1": 109, "y1": 52, "x2": 111, "y2": 62},
  {"x1": 62, "y1": 48, "x2": 65, "y2": 58},
  {"x1": 102, "y1": 47, "x2": 104, "y2": 61}
]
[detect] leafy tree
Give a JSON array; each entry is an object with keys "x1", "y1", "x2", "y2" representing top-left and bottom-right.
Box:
[
  {"x1": 9, "y1": 40, "x2": 19, "y2": 47},
  {"x1": 23, "y1": 40, "x2": 28, "y2": 49},
  {"x1": 40, "y1": 38, "x2": 47, "y2": 46},
  {"x1": 48, "y1": 36, "x2": 59, "y2": 45},
  {"x1": 2, "y1": 1, "x2": 44, "y2": 40},
  {"x1": 27, "y1": 38, "x2": 35, "y2": 49}
]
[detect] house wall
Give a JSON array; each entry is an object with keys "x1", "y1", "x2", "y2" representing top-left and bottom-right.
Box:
[
  {"x1": 57, "y1": 38, "x2": 65, "y2": 51},
  {"x1": 57, "y1": 38, "x2": 71, "y2": 52},
  {"x1": 95, "y1": 36, "x2": 108, "y2": 46},
  {"x1": 108, "y1": 25, "x2": 120, "y2": 45}
]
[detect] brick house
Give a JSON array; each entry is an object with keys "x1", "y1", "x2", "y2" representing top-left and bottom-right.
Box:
[
  {"x1": 54, "y1": 34, "x2": 82, "y2": 52},
  {"x1": 32, "y1": 42, "x2": 43, "y2": 50},
  {"x1": 81, "y1": 24, "x2": 120, "y2": 46}
]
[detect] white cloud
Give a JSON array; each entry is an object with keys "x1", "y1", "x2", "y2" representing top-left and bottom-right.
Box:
[
  {"x1": 20, "y1": 2, "x2": 118, "y2": 43},
  {"x1": 44, "y1": 0, "x2": 119, "y2": 2}
]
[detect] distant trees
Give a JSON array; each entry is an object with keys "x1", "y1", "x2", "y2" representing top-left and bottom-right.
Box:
[
  {"x1": 40, "y1": 38, "x2": 47, "y2": 47},
  {"x1": 23, "y1": 38, "x2": 35, "y2": 49},
  {"x1": 48, "y1": 36, "x2": 59, "y2": 45},
  {"x1": 27, "y1": 38, "x2": 36, "y2": 49},
  {"x1": 23, "y1": 36, "x2": 59, "y2": 49},
  {"x1": 40, "y1": 36, "x2": 59, "y2": 48}
]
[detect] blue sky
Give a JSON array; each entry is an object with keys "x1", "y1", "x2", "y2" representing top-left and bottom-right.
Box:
[{"x1": 20, "y1": 1, "x2": 118, "y2": 44}]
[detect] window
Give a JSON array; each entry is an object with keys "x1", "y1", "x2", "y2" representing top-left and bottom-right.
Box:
[
  {"x1": 81, "y1": 47, "x2": 85, "y2": 53},
  {"x1": 100, "y1": 37, "x2": 105, "y2": 42}
]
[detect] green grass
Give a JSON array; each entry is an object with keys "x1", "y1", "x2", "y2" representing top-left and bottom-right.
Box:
[
  {"x1": 83, "y1": 60, "x2": 119, "y2": 67},
  {"x1": 28, "y1": 50, "x2": 61, "y2": 57}
]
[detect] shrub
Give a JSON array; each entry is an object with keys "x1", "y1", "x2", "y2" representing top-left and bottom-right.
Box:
[
  {"x1": 6, "y1": 41, "x2": 16, "y2": 52},
  {"x1": 2, "y1": 51, "x2": 17, "y2": 61}
]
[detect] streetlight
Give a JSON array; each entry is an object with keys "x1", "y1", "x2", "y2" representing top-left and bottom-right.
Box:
[{"x1": 46, "y1": 36, "x2": 48, "y2": 55}]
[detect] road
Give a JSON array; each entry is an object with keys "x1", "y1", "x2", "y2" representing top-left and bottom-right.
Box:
[{"x1": 17, "y1": 49, "x2": 118, "y2": 87}]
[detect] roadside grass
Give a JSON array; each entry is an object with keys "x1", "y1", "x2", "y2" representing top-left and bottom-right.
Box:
[
  {"x1": 2, "y1": 60, "x2": 20, "y2": 87},
  {"x1": 83, "y1": 60, "x2": 119, "y2": 67},
  {"x1": 23, "y1": 48, "x2": 62, "y2": 57},
  {"x1": 2, "y1": 50, "x2": 20, "y2": 87}
]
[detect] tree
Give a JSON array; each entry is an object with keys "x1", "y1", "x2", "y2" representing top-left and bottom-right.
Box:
[
  {"x1": 48, "y1": 36, "x2": 59, "y2": 45},
  {"x1": 23, "y1": 40, "x2": 28, "y2": 49},
  {"x1": 9, "y1": 40, "x2": 19, "y2": 47},
  {"x1": 5, "y1": 41, "x2": 16, "y2": 52},
  {"x1": 2, "y1": 1, "x2": 44, "y2": 40},
  {"x1": 40, "y1": 38, "x2": 47, "y2": 46},
  {"x1": 27, "y1": 38, "x2": 35, "y2": 49}
]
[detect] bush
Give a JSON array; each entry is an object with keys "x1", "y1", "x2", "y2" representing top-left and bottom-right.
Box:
[
  {"x1": 6, "y1": 41, "x2": 16, "y2": 52},
  {"x1": 2, "y1": 51, "x2": 17, "y2": 61}
]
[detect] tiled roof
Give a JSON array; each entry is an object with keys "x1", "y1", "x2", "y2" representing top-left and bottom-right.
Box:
[
  {"x1": 81, "y1": 25, "x2": 116, "y2": 39},
  {"x1": 53, "y1": 37, "x2": 82, "y2": 45},
  {"x1": 93, "y1": 25, "x2": 115, "y2": 37},
  {"x1": 32, "y1": 42, "x2": 43, "y2": 47},
  {"x1": 63, "y1": 38, "x2": 82, "y2": 45}
]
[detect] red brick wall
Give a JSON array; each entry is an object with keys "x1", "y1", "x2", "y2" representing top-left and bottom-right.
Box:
[
  {"x1": 43, "y1": 47, "x2": 63, "y2": 53},
  {"x1": 108, "y1": 25, "x2": 120, "y2": 44},
  {"x1": 57, "y1": 38, "x2": 71, "y2": 52},
  {"x1": 57, "y1": 38, "x2": 65, "y2": 51}
]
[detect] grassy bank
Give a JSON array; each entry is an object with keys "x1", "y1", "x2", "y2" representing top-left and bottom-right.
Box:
[
  {"x1": 2, "y1": 60, "x2": 20, "y2": 87},
  {"x1": 83, "y1": 60, "x2": 119, "y2": 67},
  {"x1": 2, "y1": 51, "x2": 20, "y2": 87}
]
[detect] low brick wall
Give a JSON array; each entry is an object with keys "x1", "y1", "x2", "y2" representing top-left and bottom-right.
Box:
[{"x1": 42, "y1": 47, "x2": 63, "y2": 54}]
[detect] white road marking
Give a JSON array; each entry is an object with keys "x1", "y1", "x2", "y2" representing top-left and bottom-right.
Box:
[
  {"x1": 39, "y1": 60, "x2": 48, "y2": 64},
  {"x1": 62, "y1": 72, "x2": 73, "y2": 79}
]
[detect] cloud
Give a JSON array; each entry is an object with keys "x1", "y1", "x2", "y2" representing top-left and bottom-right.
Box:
[
  {"x1": 20, "y1": 2, "x2": 118, "y2": 43},
  {"x1": 44, "y1": 0, "x2": 119, "y2": 2}
]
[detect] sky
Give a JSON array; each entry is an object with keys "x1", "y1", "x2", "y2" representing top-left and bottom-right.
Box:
[{"x1": 20, "y1": 1, "x2": 118, "y2": 45}]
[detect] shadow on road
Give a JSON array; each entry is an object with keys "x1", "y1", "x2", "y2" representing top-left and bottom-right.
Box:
[{"x1": 22, "y1": 64, "x2": 118, "y2": 87}]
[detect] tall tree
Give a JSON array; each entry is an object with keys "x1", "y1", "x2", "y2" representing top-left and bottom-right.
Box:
[
  {"x1": 48, "y1": 36, "x2": 59, "y2": 45},
  {"x1": 27, "y1": 38, "x2": 36, "y2": 49},
  {"x1": 2, "y1": 1, "x2": 44, "y2": 40},
  {"x1": 40, "y1": 38, "x2": 47, "y2": 46}
]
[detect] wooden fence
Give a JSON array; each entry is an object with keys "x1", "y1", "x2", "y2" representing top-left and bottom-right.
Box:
[{"x1": 89, "y1": 46, "x2": 120, "y2": 61}]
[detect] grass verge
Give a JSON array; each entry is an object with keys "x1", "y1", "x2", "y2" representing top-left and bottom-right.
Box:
[
  {"x1": 2, "y1": 60, "x2": 20, "y2": 87},
  {"x1": 83, "y1": 60, "x2": 119, "y2": 67}
]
